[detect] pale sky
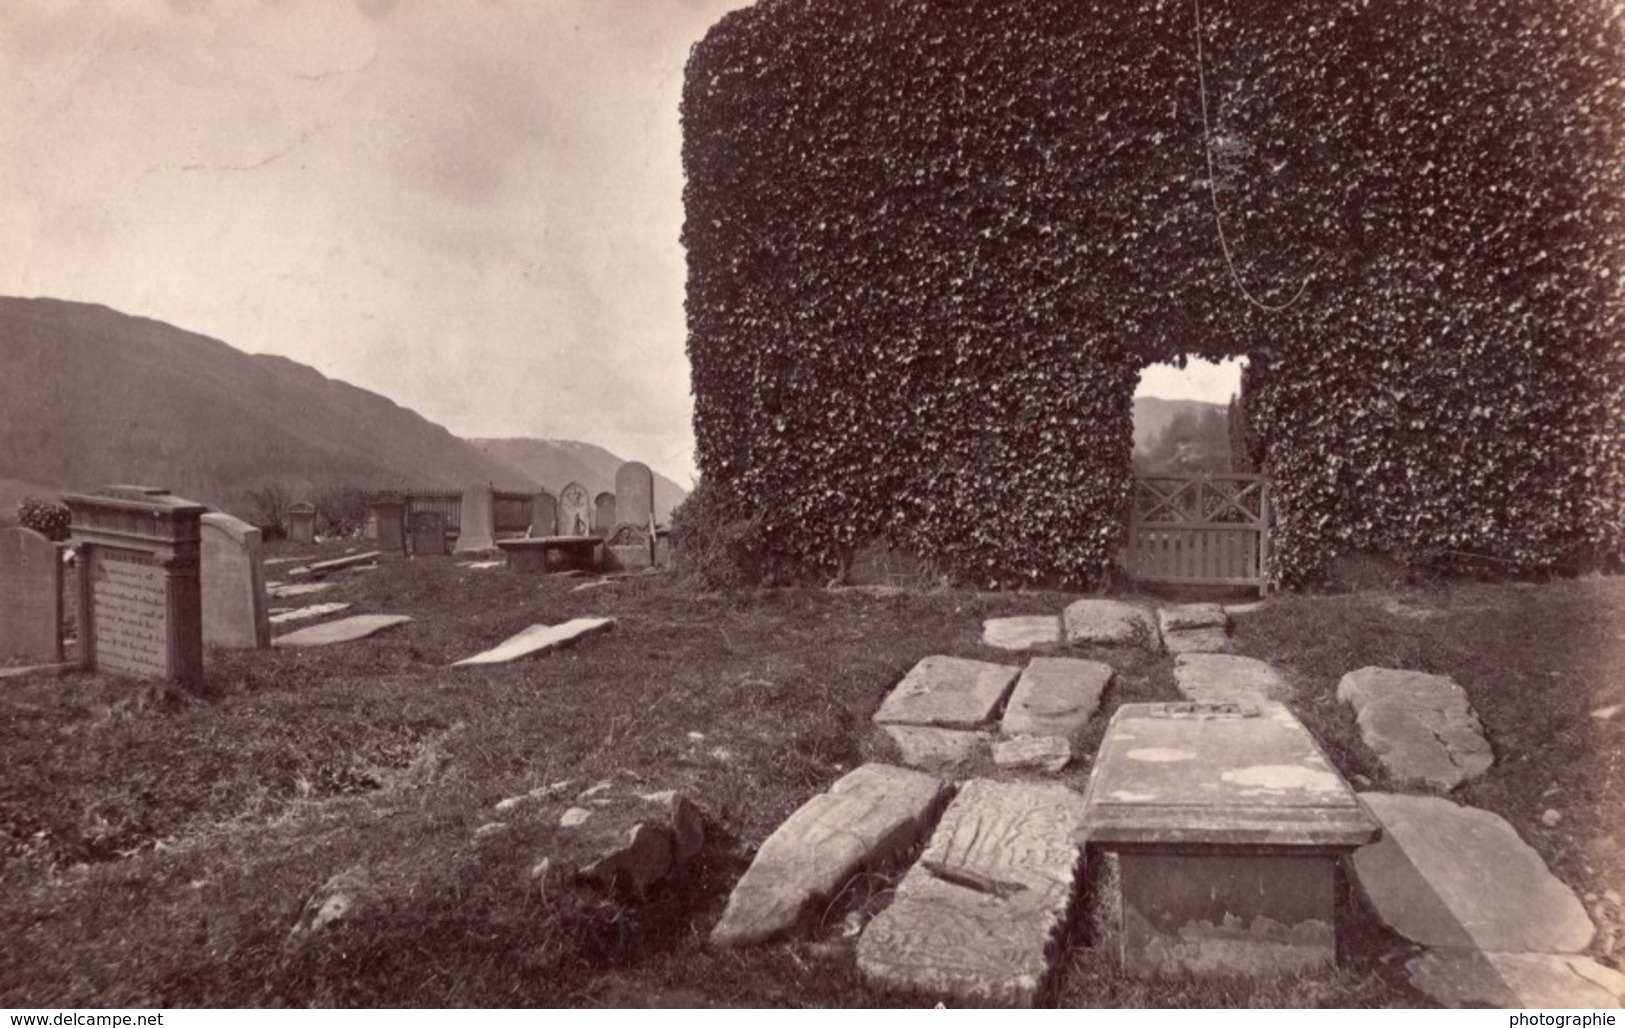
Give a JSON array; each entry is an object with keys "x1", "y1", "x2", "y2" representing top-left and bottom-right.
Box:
[{"x1": 2, "y1": 0, "x2": 1235, "y2": 489}]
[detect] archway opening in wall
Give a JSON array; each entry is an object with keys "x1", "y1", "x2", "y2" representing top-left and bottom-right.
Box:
[
  {"x1": 1132, "y1": 355, "x2": 1250, "y2": 475},
  {"x1": 1127, "y1": 354, "x2": 1270, "y2": 596}
]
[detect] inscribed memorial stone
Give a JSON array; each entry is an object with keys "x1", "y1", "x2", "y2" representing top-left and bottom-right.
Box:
[
  {"x1": 454, "y1": 482, "x2": 496, "y2": 554},
  {"x1": 288, "y1": 502, "x2": 316, "y2": 545},
  {"x1": 593, "y1": 492, "x2": 616, "y2": 537},
  {"x1": 200, "y1": 512, "x2": 270, "y2": 649},
  {"x1": 0, "y1": 526, "x2": 63, "y2": 663},
  {"x1": 64, "y1": 486, "x2": 206, "y2": 687},
  {"x1": 531, "y1": 490, "x2": 557, "y2": 537},
  {"x1": 372, "y1": 495, "x2": 406, "y2": 553},
  {"x1": 615, "y1": 461, "x2": 655, "y2": 528},
  {"x1": 559, "y1": 482, "x2": 591, "y2": 537},
  {"x1": 411, "y1": 511, "x2": 446, "y2": 556}
]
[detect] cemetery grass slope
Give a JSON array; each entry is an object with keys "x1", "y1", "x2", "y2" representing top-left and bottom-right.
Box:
[{"x1": 0, "y1": 556, "x2": 1619, "y2": 1007}]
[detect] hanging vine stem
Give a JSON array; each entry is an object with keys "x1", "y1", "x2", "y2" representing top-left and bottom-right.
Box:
[{"x1": 1193, "y1": 0, "x2": 1319, "y2": 312}]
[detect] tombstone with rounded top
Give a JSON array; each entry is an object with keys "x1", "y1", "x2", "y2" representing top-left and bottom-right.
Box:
[
  {"x1": 531, "y1": 490, "x2": 558, "y2": 537},
  {"x1": 593, "y1": 492, "x2": 616, "y2": 537},
  {"x1": 615, "y1": 461, "x2": 656, "y2": 529},
  {"x1": 0, "y1": 526, "x2": 63, "y2": 663},
  {"x1": 558, "y1": 482, "x2": 591, "y2": 537}
]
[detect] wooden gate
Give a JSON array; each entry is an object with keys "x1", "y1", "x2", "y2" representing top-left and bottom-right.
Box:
[{"x1": 1126, "y1": 473, "x2": 1271, "y2": 595}]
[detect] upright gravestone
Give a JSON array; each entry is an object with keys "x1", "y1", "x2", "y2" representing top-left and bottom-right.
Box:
[
  {"x1": 0, "y1": 526, "x2": 64, "y2": 664},
  {"x1": 200, "y1": 512, "x2": 270, "y2": 649},
  {"x1": 531, "y1": 490, "x2": 558, "y2": 537},
  {"x1": 372, "y1": 494, "x2": 407, "y2": 554},
  {"x1": 454, "y1": 482, "x2": 496, "y2": 554},
  {"x1": 558, "y1": 482, "x2": 591, "y2": 538},
  {"x1": 411, "y1": 511, "x2": 446, "y2": 556},
  {"x1": 63, "y1": 486, "x2": 206, "y2": 688},
  {"x1": 593, "y1": 492, "x2": 616, "y2": 537},
  {"x1": 287, "y1": 502, "x2": 316, "y2": 545},
  {"x1": 615, "y1": 461, "x2": 656, "y2": 530}
]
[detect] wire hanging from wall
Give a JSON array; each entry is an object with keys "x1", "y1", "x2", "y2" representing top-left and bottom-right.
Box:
[{"x1": 1192, "y1": 0, "x2": 1319, "y2": 312}]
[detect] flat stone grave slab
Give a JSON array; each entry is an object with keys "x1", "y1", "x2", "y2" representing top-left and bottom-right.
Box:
[
  {"x1": 451, "y1": 618, "x2": 614, "y2": 666},
  {"x1": 710, "y1": 763, "x2": 951, "y2": 947},
  {"x1": 882, "y1": 725, "x2": 985, "y2": 771},
  {"x1": 268, "y1": 582, "x2": 333, "y2": 599},
  {"x1": 857, "y1": 779, "x2": 1084, "y2": 1006},
  {"x1": 872, "y1": 656, "x2": 1020, "y2": 730},
  {"x1": 981, "y1": 615, "x2": 1061, "y2": 651},
  {"x1": 1406, "y1": 950, "x2": 1625, "y2": 1008},
  {"x1": 303, "y1": 550, "x2": 382, "y2": 577},
  {"x1": 458, "y1": 560, "x2": 504, "y2": 570},
  {"x1": 1163, "y1": 627, "x2": 1231, "y2": 655},
  {"x1": 269, "y1": 602, "x2": 352, "y2": 625},
  {"x1": 1062, "y1": 599, "x2": 1161, "y2": 651},
  {"x1": 1000, "y1": 658, "x2": 1112, "y2": 739},
  {"x1": 1173, "y1": 653, "x2": 1293, "y2": 705},
  {"x1": 1337, "y1": 667, "x2": 1492, "y2": 790},
  {"x1": 1158, "y1": 603, "x2": 1228, "y2": 634},
  {"x1": 1349, "y1": 792, "x2": 1593, "y2": 953},
  {"x1": 1080, "y1": 702, "x2": 1379, "y2": 977},
  {"x1": 273, "y1": 614, "x2": 413, "y2": 648}
]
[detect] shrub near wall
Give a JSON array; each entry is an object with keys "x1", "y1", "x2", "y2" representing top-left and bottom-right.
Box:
[{"x1": 683, "y1": 0, "x2": 1624, "y2": 587}]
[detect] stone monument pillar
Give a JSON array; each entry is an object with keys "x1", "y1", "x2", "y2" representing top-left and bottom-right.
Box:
[
  {"x1": 64, "y1": 486, "x2": 207, "y2": 689},
  {"x1": 454, "y1": 482, "x2": 496, "y2": 554},
  {"x1": 288, "y1": 502, "x2": 317, "y2": 545}
]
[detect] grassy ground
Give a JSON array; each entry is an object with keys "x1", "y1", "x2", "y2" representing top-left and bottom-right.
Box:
[{"x1": 1, "y1": 543, "x2": 1620, "y2": 1007}]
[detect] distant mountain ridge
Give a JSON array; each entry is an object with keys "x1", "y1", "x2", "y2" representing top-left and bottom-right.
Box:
[{"x1": 0, "y1": 297, "x2": 686, "y2": 523}]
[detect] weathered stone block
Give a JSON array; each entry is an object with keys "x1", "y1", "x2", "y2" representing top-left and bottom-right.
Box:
[
  {"x1": 1000, "y1": 657, "x2": 1111, "y2": 739},
  {"x1": 882, "y1": 725, "x2": 985, "y2": 770},
  {"x1": 1173, "y1": 653, "x2": 1293, "y2": 705},
  {"x1": 711, "y1": 763, "x2": 951, "y2": 947},
  {"x1": 992, "y1": 735, "x2": 1071, "y2": 773},
  {"x1": 872, "y1": 655, "x2": 1020, "y2": 729},
  {"x1": 981, "y1": 615, "x2": 1061, "y2": 651},
  {"x1": 857, "y1": 779, "x2": 1084, "y2": 1006},
  {"x1": 1062, "y1": 599, "x2": 1160, "y2": 651},
  {"x1": 1337, "y1": 668, "x2": 1492, "y2": 790}
]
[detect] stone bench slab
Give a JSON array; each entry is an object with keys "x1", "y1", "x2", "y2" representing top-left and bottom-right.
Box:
[
  {"x1": 873, "y1": 656, "x2": 1020, "y2": 730},
  {"x1": 1000, "y1": 658, "x2": 1112, "y2": 739},
  {"x1": 857, "y1": 779, "x2": 1084, "y2": 1006},
  {"x1": 1350, "y1": 792, "x2": 1593, "y2": 953},
  {"x1": 451, "y1": 618, "x2": 614, "y2": 666},
  {"x1": 710, "y1": 763, "x2": 951, "y2": 947},
  {"x1": 272, "y1": 614, "x2": 413, "y2": 648}
]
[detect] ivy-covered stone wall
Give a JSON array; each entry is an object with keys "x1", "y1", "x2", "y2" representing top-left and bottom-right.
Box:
[{"x1": 682, "y1": 0, "x2": 1623, "y2": 587}]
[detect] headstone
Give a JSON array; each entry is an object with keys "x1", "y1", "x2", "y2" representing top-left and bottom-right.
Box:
[
  {"x1": 199, "y1": 512, "x2": 270, "y2": 649},
  {"x1": 272, "y1": 613, "x2": 413, "y2": 648},
  {"x1": 287, "y1": 502, "x2": 316, "y2": 545},
  {"x1": 593, "y1": 492, "x2": 616, "y2": 537},
  {"x1": 64, "y1": 486, "x2": 207, "y2": 687},
  {"x1": 1349, "y1": 792, "x2": 1594, "y2": 953},
  {"x1": 614, "y1": 461, "x2": 656, "y2": 530},
  {"x1": 558, "y1": 482, "x2": 591, "y2": 538},
  {"x1": 0, "y1": 526, "x2": 63, "y2": 663},
  {"x1": 710, "y1": 763, "x2": 951, "y2": 947},
  {"x1": 531, "y1": 490, "x2": 558, "y2": 537},
  {"x1": 1337, "y1": 667, "x2": 1492, "y2": 790},
  {"x1": 1081, "y1": 702, "x2": 1380, "y2": 977},
  {"x1": 981, "y1": 616, "x2": 1061, "y2": 650},
  {"x1": 1000, "y1": 658, "x2": 1112, "y2": 739},
  {"x1": 857, "y1": 779, "x2": 1084, "y2": 1006},
  {"x1": 604, "y1": 523, "x2": 653, "y2": 572},
  {"x1": 371, "y1": 494, "x2": 407, "y2": 554},
  {"x1": 454, "y1": 482, "x2": 496, "y2": 554},
  {"x1": 872, "y1": 656, "x2": 1021, "y2": 730},
  {"x1": 451, "y1": 618, "x2": 615, "y2": 666},
  {"x1": 1062, "y1": 599, "x2": 1161, "y2": 651},
  {"x1": 411, "y1": 511, "x2": 446, "y2": 556}
]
